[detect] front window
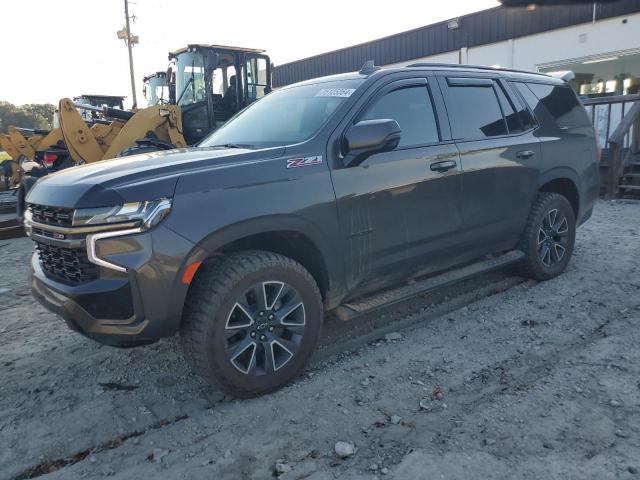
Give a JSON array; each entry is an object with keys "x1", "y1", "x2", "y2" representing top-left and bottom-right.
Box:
[
  {"x1": 200, "y1": 79, "x2": 364, "y2": 148},
  {"x1": 144, "y1": 75, "x2": 169, "y2": 107},
  {"x1": 175, "y1": 52, "x2": 207, "y2": 106}
]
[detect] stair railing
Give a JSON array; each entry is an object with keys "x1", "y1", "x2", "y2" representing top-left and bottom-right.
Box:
[{"x1": 606, "y1": 101, "x2": 640, "y2": 198}]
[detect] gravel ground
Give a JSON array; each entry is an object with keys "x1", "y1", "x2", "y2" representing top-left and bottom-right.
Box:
[{"x1": 1, "y1": 199, "x2": 639, "y2": 480}]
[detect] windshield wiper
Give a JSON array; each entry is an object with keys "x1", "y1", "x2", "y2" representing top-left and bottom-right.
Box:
[{"x1": 209, "y1": 143, "x2": 255, "y2": 149}]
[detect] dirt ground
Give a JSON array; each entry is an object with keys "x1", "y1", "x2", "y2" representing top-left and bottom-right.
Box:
[{"x1": 1, "y1": 199, "x2": 640, "y2": 480}]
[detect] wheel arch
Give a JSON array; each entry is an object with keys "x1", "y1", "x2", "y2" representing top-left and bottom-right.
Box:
[
  {"x1": 537, "y1": 168, "x2": 581, "y2": 219},
  {"x1": 179, "y1": 215, "x2": 345, "y2": 311}
]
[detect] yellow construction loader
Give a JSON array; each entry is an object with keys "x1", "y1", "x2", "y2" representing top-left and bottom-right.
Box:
[{"x1": 57, "y1": 44, "x2": 271, "y2": 162}]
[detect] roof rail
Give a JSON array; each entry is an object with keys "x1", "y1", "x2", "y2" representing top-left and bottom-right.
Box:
[
  {"x1": 359, "y1": 60, "x2": 381, "y2": 75},
  {"x1": 405, "y1": 62, "x2": 550, "y2": 77}
]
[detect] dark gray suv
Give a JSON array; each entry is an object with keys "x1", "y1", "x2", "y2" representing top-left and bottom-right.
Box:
[{"x1": 26, "y1": 63, "x2": 599, "y2": 396}]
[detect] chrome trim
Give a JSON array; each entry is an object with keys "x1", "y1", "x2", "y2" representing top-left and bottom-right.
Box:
[
  {"x1": 86, "y1": 228, "x2": 143, "y2": 273},
  {"x1": 25, "y1": 219, "x2": 140, "y2": 235}
]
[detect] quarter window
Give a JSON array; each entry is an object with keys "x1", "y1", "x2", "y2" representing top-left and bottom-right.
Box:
[
  {"x1": 525, "y1": 83, "x2": 591, "y2": 128},
  {"x1": 360, "y1": 86, "x2": 439, "y2": 148},
  {"x1": 508, "y1": 83, "x2": 537, "y2": 131},
  {"x1": 495, "y1": 83, "x2": 524, "y2": 134},
  {"x1": 446, "y1": 83, "x2": 507, "y2": 139}
]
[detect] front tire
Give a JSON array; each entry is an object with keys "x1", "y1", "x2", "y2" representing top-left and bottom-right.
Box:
[
  {"x1": 517, "y1": 192, "x2": 576, "y2": 281},
  {"x1": 180, "y1": 250, "x2": 323, "y2": 397}
]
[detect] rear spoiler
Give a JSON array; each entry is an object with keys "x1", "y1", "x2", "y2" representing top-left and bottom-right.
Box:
[{"x1": 545, "y1": 70, "x2": 575, "y2": 83}]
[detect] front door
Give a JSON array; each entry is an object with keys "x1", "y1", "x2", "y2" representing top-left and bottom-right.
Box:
[{"x1": 330, "y1": 77, "x2": 464, "y2": 296}]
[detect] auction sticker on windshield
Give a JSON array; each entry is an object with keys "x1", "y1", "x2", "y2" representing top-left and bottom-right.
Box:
[{"x1": 314, "y1": 88, "x2": 356, "y2": 98}]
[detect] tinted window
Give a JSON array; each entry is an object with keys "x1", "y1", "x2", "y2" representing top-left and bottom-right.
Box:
[
  {"x1": 525, "y1": 83, "x2": 591, "y2": 128},
  {"x1": 360, "y1": 86, "x2": 439, "y2": 147},
  {"x1": 512, "y1": 82, "x2": 541, "y2": 116},
  {"x1": 446, "y1": 84, "x2": 507, "y2": 139},
  {"x1": 201, "y1": 79, "x2": 364, "y2": 148},
  {"x1": 508, "y1": 83, "x2": 537, "y2": 131},
  {"x1": 494, "y1": 83, "x2": 523, "y2": 134}
]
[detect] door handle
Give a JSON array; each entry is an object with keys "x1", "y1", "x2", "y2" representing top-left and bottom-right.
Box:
[
  {"x1": 516, "y1": 150, "x2": 535, "y2": 159},
  {"x1": 430, "y1": 159, "x2": 457, "y2": 173}
]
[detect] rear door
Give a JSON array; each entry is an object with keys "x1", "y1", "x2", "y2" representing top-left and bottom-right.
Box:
[
  {"x1": 510, "y1": 81, "x2": 599, "y2": 218},
  {"x1": 438, "y1": 75, "x2": 540, "y2": 256},
  {"x1": 329, "y1": 75, "x2": 463, "y2": 296}
]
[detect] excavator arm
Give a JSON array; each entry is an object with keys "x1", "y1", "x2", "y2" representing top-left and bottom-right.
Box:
[
  {"x1": 7, "y1": 127, "x2": 41, "y2": 161},
  {"x1": 59, "y1": 98, "x2": 186, "y2": 163},
  {"x1": 0, "y1": 134, "x2": 21, "y2": 160}
]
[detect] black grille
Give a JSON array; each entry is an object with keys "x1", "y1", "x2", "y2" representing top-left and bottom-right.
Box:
[
  {"x1": 29, "y1": 204, "x2": 74, "y2": 227},
  {"x1": 35, "y1": 242, "x2": 98, "y2": 284}
]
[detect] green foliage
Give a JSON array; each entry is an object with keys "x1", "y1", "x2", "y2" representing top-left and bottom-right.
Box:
[{"x1": 0, "y1": 101, "x2": 56, "y2": 133}]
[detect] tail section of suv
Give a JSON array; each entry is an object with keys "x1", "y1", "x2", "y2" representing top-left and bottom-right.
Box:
[{"x1": 26, "y1": 63, "x2": 599, "y2": 396}]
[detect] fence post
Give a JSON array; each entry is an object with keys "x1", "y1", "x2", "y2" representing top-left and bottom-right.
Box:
[{"x1": 608, "y1": 141, "x2": 619, "y2": 199}]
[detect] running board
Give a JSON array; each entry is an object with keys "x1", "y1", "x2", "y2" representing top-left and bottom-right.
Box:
[{"x1": 334, "y1": 250, "x2": 525, "y2": 321}]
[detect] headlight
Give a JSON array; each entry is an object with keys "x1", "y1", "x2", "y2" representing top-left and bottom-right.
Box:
[{"x1": 73, "y1": 198, "x2": 172, "y2": 230}]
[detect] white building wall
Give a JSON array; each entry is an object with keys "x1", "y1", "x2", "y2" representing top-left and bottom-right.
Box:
[
  {"x1": 381, "y1": 12, "x2": 640, "y2": 71},
  {"x1": 511, "y1": 13, "x2": 640, "y2": 70}
]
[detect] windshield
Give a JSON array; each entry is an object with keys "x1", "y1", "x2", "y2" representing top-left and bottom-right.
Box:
[
  {"x1": 175, "y1": 52, "x2": 206, "y2": 106},
  {"x1": 200, "y1": 79, "x2": 364, "y2": 148},
  {"x1": 145, "y1": 75, "x2": 169, "y2": 107}
]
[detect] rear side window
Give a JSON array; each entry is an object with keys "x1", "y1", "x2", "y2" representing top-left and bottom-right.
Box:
[
  {"x1": 360, "y1": 86, "x2": 439, "y2": 147},
  {"x1": 445, "y1": 83, "x2": 507, "y2": 139},
  {"x1": 508, "y1": 84, "x2": 537, "y2": 131},
  {"x1": 494, "y1": 84, "x2": 524, "y2": 134},
  {"x1": 525, "y1": 83, "x2": 591, "y2": 128}
]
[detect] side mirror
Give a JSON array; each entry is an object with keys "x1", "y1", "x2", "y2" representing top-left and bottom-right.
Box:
[{"x1": 343, "y1": 119, "x2": 401, "y2": 166}]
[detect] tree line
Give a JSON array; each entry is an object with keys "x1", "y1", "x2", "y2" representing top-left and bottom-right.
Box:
[{"x1": 0, "y1": 101, "x2": 56, "y2": 134}]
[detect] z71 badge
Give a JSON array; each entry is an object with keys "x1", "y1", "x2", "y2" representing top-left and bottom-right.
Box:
[{"x1": 286, "y1": 156, "x2": 323, "y2": 169}]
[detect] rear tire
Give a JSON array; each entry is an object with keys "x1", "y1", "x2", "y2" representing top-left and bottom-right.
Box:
[
  {"x1": 516, "y1": 192, "x2": 576, "y2": 281},
  {"x1": 180, "y1": 250, "x2": 323, "y2": 397}
]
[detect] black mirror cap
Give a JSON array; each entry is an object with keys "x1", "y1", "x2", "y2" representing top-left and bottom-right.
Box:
[{"x1": 343, "y1": 119, "x2": 401, "y2": 166}]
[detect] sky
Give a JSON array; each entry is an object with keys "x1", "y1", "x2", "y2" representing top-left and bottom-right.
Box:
[{"x1": 1, "y1": 0, "x2": 499, "y2": 108}]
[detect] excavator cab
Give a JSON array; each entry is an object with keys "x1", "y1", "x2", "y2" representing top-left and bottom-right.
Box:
[
  {"x1": 142, "y1": 72, "x2": 170, "y2": 107},
  {"x1": 168, "y1": 44, "x2": 271, "y2": 144},
  {"x1": 74, "y1": 94, "x2": 126, "y2": 123}
]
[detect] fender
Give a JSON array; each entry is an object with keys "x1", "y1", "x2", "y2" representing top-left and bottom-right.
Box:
[
  {"x1": 170, "y1": 214, "x2": 347, "y2": 309},
  {"x1": 537, "y1": 166, "x2": 581, "y2": 192}
]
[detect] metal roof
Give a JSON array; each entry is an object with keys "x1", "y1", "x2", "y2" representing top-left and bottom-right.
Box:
[
  {"x1": 74, "y1": 95, "x2": 126, "y2": 100},
  {"x1": 169, "y1": 44, "x2": 266, "y2": 58},
  {"x1": 273, "y1": 0, "x2": 640, "y2": 87},
  {"x1": 142, "y1": 71, "x2": 167, "y2": 83}
]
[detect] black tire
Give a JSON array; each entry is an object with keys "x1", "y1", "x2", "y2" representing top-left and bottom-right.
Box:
[
  {"x1": 180, "y1": 250, "x2": 323, "y2": 397},
  {"x1": 516, "y1": 192, "x2": 576, "y2": 281}
]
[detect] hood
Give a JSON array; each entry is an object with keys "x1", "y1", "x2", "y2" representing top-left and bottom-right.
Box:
[{"x1": 26, "y1": 146, "x2": 286, "y2": 208}]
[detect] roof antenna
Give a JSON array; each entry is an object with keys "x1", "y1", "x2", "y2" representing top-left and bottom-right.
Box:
[{"x1": 359, "y1": 60, "x2": 381, "y2": 75}]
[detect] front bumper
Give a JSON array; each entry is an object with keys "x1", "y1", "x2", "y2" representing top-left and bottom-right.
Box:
[{"x1": 30, "y1": 224, "x2": 197, "y2": 347}]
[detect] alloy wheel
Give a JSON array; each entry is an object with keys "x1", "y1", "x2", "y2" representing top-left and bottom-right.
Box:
[
  {"x1": 537, "y1": 208, "x2": 569, "y2": 268},
  {"x1": 224, "y1": 280, "x2": 306, "y2": 375}
]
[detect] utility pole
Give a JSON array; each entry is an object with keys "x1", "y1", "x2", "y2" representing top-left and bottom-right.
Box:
[{"x1": 124, "y1": 0, "x2": 137, "y2": 108}]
